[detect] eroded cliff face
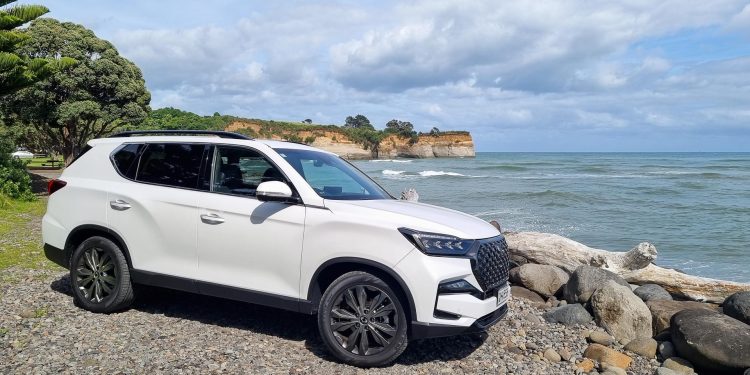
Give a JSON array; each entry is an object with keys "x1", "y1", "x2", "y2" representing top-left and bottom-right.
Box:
[
  {"x1": 378, "y1": 133, "x2": 475, "y2": 158},
  {"x1": 225, "y1": 121, "x2": 475, "y2": 159}
]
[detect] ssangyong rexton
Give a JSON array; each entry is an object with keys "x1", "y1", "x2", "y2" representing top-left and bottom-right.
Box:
[{"x1": 43, "y1": 130, "x2": 510, "y2": 367}]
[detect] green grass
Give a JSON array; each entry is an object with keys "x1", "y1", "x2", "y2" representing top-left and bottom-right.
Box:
[
  {"x1": 24, "y1": 157, "x2": 62, "y2": 169},
  {"x1": 0, "y1": 198, "x2": 56, "y2": 270},
  {"x1": 0, "y1": 327, "x2": 8, "y2": 336}
]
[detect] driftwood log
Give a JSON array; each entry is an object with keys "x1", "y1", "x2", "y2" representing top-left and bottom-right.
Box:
[{"x1": 500, "y1": 230, "x2": 750, "y2": 303}]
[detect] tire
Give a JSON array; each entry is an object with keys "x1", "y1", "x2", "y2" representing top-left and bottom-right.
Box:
[
  {"x1": 317, "y1": 271, "x2": 409, "y2": 367},
  {"x1": 69, "y1": 236, "x2": 134, "y2": 313}
]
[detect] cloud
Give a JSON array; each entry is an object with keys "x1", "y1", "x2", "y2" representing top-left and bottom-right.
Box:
[{"x1": 40, "y1": 0, "x2": 750, "y2": 151}]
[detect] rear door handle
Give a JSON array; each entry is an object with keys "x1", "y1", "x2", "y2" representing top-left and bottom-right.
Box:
[
  {"x1": 109, "y1": 199, "x2": 131, "y2": 211},
  {"x1": 200, "y1": 213, "x2": 225, "y2": 225}
]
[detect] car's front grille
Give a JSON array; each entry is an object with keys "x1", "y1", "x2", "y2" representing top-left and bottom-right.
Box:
[{"x1": 471, "y1": 237, "x2": 510, "y2": 292}]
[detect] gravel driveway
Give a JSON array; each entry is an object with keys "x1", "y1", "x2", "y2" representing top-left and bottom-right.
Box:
[{"x1": 0, "y1": 266, "x2": 657, "y2": 374}]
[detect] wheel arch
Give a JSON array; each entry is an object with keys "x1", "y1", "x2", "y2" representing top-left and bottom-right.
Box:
[
  {"x1": 65, "y1": 224, "x2": 132, "y2": 268},
  {"x1": 307, "y1": 257, "x2": 417, "y2": 325}
]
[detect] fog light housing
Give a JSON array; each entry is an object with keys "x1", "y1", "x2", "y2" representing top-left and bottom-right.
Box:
[{"x1": 438, "y1": 279, "x2": 481, "y2": 294}]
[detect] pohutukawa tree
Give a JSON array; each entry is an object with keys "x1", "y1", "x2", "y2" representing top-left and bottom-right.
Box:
[
  {"x1": 0, "y1": 0, "x2": 75, "y2": 95},
  {"x1": 1, "y1": 18, "x2": 150, "y2": 163}
]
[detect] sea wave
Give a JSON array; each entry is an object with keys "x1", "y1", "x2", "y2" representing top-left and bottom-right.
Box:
[
  {"x1": 370, "y1": 159, "x2": 413, "y2": 163},
  {"x1": 382, "y1": 169, "x2": 406, "y2": 175},
  {"x1": 419, "y1": 170, "x2": 466, "y2": 177}
]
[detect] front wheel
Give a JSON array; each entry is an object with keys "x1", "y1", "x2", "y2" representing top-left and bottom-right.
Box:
[
  {"x1": 317, "y1": 271, "x2": 409, "y2": 367},
  {"x1": 69, "y1": 236, "x2": 134, "y2": 313}
]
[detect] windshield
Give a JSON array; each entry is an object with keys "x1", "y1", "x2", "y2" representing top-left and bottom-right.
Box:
[{"x1": 275, "y1": 148, "x2": 392, "y2": 200}]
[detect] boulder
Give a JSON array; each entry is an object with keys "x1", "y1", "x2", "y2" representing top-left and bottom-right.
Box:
[
  {"x1": 723, "y1": 291, "x2": 750, "y2": 325},
  {"x1": 543, "y1": 304, "x2": 593, "y2": 326},
  {"x1": 671, "y1": 309, "x2": 750, "y2": 374},
  {"x1": 564, "y1": 265, "x2": 629, "y2": 304},
  {"x1": 600, "y1": 364, "x2": 627, "y2": 375},
  {"x1": 658, "y1": 341, "x2": 676, "y2": 359},
  {"x1": 646, "y1": 300, "x2": 719, "y2": 333},
  {"x1": 634, "y1": 284, "x2": 673, "y2": 302},
  {"x1": 583, "y1": 343, "x2": 633, "y2": 369},
  {"x1": 576, "y1": 358, "x2": 596, "y2": 372},
  {"x1": 662, "y1": 357, "x2": 695, "y2": 374},
  {"x1": 511, "y1": 286, "x2": 546, "y2": 307},
  {"x1": 656, "y1": 368, "x2": 680, "y2": 375},
  {"x1": 623, "y1": 337, "x2": 657, "y2": 358},
  {"x1": 588, "y1": 331, "x2": 616, "y2": 346},
  {"x1": 511, "y1": 263, "x2": 569, "y2": 297},
  {"x1": 591, "y1": 280, "x2": 653, "y2": 343}
]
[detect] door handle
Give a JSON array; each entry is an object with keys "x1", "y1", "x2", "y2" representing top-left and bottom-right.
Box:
[
  {"x1": 200, "y1": 213, "x2": 225, "y2": 225},
  {"x1": 109, "y1": 199, "x2": 131, "y2": 211}
]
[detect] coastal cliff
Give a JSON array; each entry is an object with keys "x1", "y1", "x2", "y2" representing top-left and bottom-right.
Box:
[{"x1": 224, "y1": 120, "x2": 475, "y2": 159}]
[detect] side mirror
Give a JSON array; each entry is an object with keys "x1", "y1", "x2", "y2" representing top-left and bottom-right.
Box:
[{"x1": 256, "y1": 181, "x2": 297, "y2": 203}]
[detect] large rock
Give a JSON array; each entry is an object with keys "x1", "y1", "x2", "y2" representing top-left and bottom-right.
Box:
[
  {"x1": 671, "y1": 309, "x2": 750, "y2": 374},
  {"x1": 624, "y1": 337, "x2": 657, "y2": 358},
  {"x1": 509, "y1": 263, "x2": 569, "y2": 297},
  {"x1": 543, "y1": 303, "x2": 593, "y2": 326},
  {"x1": 662, "y1": 357, "x2": 695, "y2": 374},
  {"x1": 510, "y1": 286, "x2": 546, "y2": 307},
  {"x1": 646, "y1": 300, "x2": 719, "y2": 333},
  {"x1": 583, "y1": 343, "x2": 633, "y2": 369},
  {"x1": 564, "y1": 265, "x2": 629, "y2": 304},
  {"x1": 591, "y1": 280, "x2": 652, "y2": 343},
  {"x1": 634, "y1": 284, "x2": 673, "y2": 302},
  {"x1": 723, "y1": 291, "x2": 750, "y2": 325}
]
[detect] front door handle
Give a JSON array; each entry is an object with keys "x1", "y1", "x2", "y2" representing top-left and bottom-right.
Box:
[
  {"x1": 109, "y1": 199, "x2": 131, "y2": 211},
  {"x1": 200, "y1": 213, "x2": 225, "y2": 225}
]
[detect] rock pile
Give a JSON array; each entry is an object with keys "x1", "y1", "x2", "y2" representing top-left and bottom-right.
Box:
[{"x1": 509, "y1": 259, "x2": 750, "y2": 374}]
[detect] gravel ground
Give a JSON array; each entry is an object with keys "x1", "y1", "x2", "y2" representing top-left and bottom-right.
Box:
[{"x1": 0, "y1": 267, "x2": 659, "y2": 374}]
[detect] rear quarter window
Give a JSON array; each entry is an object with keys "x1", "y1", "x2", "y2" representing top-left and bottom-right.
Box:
[
  {"x1": 112, "y1": 143, "x2": 145, "y2": 180},
  {"x1": 135, "y1": 143, "x2": 206, "y2": 189}
]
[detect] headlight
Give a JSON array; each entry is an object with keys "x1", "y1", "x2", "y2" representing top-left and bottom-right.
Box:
[{"x1": 398, "y1": 228, "x2": 475, "y2": 256}]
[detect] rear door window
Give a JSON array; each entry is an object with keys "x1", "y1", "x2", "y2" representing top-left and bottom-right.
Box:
[{"x1": 136, "y1": 143, "x2": 206, "y2": 189}]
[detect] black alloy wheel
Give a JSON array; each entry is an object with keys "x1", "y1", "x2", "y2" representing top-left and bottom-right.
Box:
[
  {"x1": 318, "y1": 271, "x2": 408, "y2": 367},
  {"x1": 70, "y1": 236, "x2": 134, "y2": 313}
]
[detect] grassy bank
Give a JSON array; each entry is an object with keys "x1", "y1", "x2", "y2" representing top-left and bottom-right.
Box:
[{"x1": 0, "y1": 198, "x2": 54, "y2": 270}]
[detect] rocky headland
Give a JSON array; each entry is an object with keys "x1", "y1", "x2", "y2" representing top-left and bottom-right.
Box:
[{"x1": 225, "y1": 120, "x2": 475, "y2": 159}]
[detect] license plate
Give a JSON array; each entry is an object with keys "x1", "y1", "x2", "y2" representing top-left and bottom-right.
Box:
[{"x1": 497, "y1": 284, "x2": 510, "y2": 306}]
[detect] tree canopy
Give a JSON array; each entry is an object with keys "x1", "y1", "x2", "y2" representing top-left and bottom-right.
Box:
[
  {"x1": 0, "y1": 18, "x2": 150, "y2": 163},
  {"x1": 0, "y1": 0, "x2": 75, "y2": 95},
  {"x1": 137, "y1": 107, "x2": 234, "y2": 131},
  {"x1": 344, "y1": 114, "x2": 374, "y2": 130}
]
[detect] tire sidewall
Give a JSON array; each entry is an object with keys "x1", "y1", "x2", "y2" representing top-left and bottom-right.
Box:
[
  {"x1": 69, "y1": 236, "x2": 130, "y2": 313},
  {"x1": 317, "y1": 272, "x2": 408, "y2": 367}
]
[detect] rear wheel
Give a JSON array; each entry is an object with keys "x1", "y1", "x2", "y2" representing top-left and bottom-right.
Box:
[
  {"x1": 69, "y1": 236, "x2": 134, "y2": 313},
  {"x1": 317, "y1": 271, "x2": 408, "y2": 367}
]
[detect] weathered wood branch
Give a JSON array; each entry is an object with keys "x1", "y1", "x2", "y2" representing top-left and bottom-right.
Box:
[{"x1": 502, "y1": 231, "x2": 750, "y2": 303}]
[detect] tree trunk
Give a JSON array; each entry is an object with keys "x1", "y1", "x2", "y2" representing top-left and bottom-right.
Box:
[{"x1": 503, "y1": 231, "x2": 750, "y2": 303}]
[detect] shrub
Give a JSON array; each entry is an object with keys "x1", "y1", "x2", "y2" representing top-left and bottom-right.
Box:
[{"x1": 0, "y1": 139, "x2": 35, "y2": 200}]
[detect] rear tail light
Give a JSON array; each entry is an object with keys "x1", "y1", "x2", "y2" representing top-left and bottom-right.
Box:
[{"x1": 47, "y1": 179, "x2": 67, "y2": 195}]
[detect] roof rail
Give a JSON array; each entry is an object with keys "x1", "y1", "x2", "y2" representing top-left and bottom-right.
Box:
[{"x1": 108, "y1": 130, "x2": 252, "y2": 140}]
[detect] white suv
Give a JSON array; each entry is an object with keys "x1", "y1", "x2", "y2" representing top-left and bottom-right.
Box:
[{"x1": 42, "y1": 130, "x2": 509, "y2": 366}]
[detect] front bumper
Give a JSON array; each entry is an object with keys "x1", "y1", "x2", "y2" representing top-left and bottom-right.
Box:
[{"x1": 411, "y1": 303, "x2": 508, "y2": 339}]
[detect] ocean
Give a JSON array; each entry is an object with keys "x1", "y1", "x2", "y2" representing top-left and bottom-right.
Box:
[{"x1": 352, "y1": 153, "x2": 750, "y2": 283}]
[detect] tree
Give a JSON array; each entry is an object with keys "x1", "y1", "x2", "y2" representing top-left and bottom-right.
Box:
[
  {"x1": 0, "y1": 0, "x2": 76, "y2": 95},
  {"x1": 302, "y1": 118, "x2": 312, "y2": 124},
  {"x1": 429, "y1": 126, "x2": 441, "y2": 136},
  {"x1": 138, "y1": 107, "x2": 232, "y2": 131},
  {"x1": 344, "y1": 114, "x2": 373, "y2": 130},
  {"x1": 1, "y1": 19, "x2": 150, "y2": 163},
  {"x1": 385, "y1": 119, "x2": 415, "y2": 134},
  {"x1": 0, "y1": 137, "x2": 34, "y2": 200}
]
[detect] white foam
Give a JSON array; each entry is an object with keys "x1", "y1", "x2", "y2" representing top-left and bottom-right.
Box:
[
  {"x1": 382, "y1": 169, "x2": 406, "y2": 175},
  {"x1": 371, "y1": 159, "x2": 413, "y2": 163},
  {"x1": 418, "y1": 170, "x2": 465, "y2": 177}
]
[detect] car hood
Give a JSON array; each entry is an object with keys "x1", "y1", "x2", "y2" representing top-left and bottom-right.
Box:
[{"x1": 324, "y1": 199, "x2": 500, "y2": 240}]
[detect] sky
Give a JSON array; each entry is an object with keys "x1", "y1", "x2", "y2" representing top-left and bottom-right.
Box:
[{"x1": 19, "y1": 0, "x2": 750, "y2": 151}]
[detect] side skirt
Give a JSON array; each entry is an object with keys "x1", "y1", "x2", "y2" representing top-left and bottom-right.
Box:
[{"x1": 130, "y1": 269, "x2": 314, "y2": 314}]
